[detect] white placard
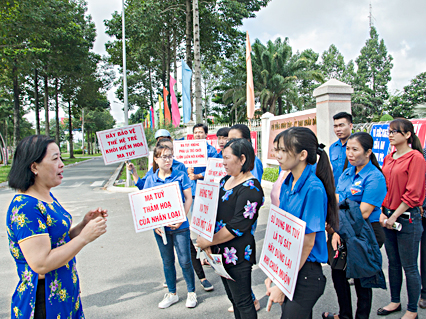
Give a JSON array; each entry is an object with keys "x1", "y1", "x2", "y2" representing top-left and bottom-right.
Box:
[
  {"x1": 97, "y1": 124, "x2": 149, "y2": 165},
  {"x1": 190, "y1": 181, "x2": 219, "y2": 241},
  {"x1": 128, "y1": 182, "x2": 186, "y2": 232},
  {"x1": 259, "y1": 204, "x2": 306, "y2": 301},
  {"x1": 204, "y1": 253, "x2": 234, "y2": 281},
  {"x1": 173, "y1": 140, "x2": 208, "y2": 167},
  {"x1": 204, "y1": 158, "x2": 227, "y2": 183}
]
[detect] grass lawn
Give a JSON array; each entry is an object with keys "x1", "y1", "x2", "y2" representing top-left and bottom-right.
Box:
[
  {"x1": 0, "y1": 158, "x2": 90, "y2": 183},
  {"x1": 116, "y1": 159, "x2": 147, "y2": 187}
]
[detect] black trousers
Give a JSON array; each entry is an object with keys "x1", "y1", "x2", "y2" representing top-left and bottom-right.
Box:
[
  {"x1": 34, "y1": 278, "x2": 46, "y2": 319},
  {"x1": 331, "y1": 222, "x2": 384, "y2": 319},
  {"x1": 280, "y1": 262, "x2": 326, "y2": 319},
  {"x1": 221, "y1": 261, "x2": 257, "y2": 319},
  {"x1": 190, "y1": 239, "x2": 206, "y2": 280}
]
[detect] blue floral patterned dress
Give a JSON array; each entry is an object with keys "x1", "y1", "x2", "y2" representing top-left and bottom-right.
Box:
[
  {"x1": 214, "y1": 177, "x2": 264, "y2": 268},
  {"x1": 6, "y1": 194, "x2": 84, "y2": 319}
]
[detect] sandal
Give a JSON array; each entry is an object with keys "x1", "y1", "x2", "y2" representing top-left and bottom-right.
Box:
[{"x1": 322, "y1": 312, "x2": 339, "y2": 319}]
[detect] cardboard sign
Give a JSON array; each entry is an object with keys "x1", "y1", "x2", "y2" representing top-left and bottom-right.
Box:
[
  {"x1": 97, "y1": 124, "x2": 149, "y2": 165},
  {"x1": 190, "y1": 181, "x2": 219, "y2": 241},
  {"x1": 371, "y1": 124, "x2": 390, "y2": 166},
  {"x1": 173, "y1": 140, "x2": 208, "y2": 167},
  {"x1": 259, "y1": 204, "x2": 306, "y2": 301},
  {"x1": 128, "y1": 182, "x2": 186, "y2": 232},
  {"x1": 204, "y1": 158, "x2": 227, "y2": 183}
]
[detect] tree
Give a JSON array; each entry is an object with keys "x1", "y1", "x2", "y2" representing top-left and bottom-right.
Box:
[{"x1": 352, "y1": 27, "x2": 393, "y2": 123}]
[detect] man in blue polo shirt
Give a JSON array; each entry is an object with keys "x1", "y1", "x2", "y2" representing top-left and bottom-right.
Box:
[{"x1": 329, "y1": 112, "x2": 353, "y2": 187}]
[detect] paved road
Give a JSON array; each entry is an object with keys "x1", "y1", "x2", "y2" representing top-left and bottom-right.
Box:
[{"x1": 0, "y1": 157, "x2": 424, "y2": 318}]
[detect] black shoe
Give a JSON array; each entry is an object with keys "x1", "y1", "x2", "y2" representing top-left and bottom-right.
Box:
[
  {"x1": 377, "y1": 304, "x2": 401, "y2": 315},
  {"x1": 420, "y1": 298, "x2": 426, "y2": 309}
]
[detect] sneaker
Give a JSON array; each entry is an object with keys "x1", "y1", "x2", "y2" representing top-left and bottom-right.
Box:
[
  {"x1": 186, "y1": 292, "x2": 197, "y2": 308},
  {"x1": 163, "y1": 281, "x2": 167, "y2": 288},
  {"x1": 158, "y1": 293, "x2": 178, "y2": 309},
  {"x1": 200, "y1": 279, "x2": 214, "y2": 291}
]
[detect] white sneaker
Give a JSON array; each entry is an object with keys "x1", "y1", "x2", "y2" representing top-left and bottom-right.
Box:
[
  {"x1": 185, "y1": 292, "x2": 197, "y2": 308},
  {"x1": 158, "y1": 293, "x2": 178, "y2": 309}
]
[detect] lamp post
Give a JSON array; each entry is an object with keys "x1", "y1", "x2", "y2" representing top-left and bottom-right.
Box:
[{"x1": 122, "y1": 0, "x2": 131, "y2": 187}]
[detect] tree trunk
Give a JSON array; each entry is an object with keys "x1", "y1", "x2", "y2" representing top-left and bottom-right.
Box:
[
  {"x1": 278, "y1": 96, "x2": 283, "y2": 115},
  {"x1": 192, "y1": 0, "x2": 202, "y2": 123},
  {"x1": 13, "y1": 66, "x2": 20, "y2": 148},
  {"x1": 186, "y1": 0, "x2": 193, "y2": 120},
  {"x1": 34, "y1": 69, "x2": 40, "y2": 135},
  {"x1": 44, "y1": 74, "x2": 49, "y2": 136},
  {"x1": 81, "y1": 108, "x2": 84, "y2": 152},
  {"x1": 148, "y1": 65, "x2": 154, "y2": 110},
  {"x1": 161, "y1": 38, "x2": 166, "y2": 89},
  {"x1": 68, "y1": 100, "x2": 74, "y2": 158},
  {"x1": 55, "y1": 78, "x2": 60, "y2": 145}
]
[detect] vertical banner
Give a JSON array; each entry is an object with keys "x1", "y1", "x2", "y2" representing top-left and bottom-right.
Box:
[
  {"x1": 190, "y1": 181, "x2": 219, "y2": 241},
  {"x1": 128, "y1": 182, "x2": 186, "y2": 232},
  {"x1": 97, "y1": 123, "x2": 149, "y2": 165},
  {"x1": 204, "y1": 158, "x2": 227, "y2": 183},
  {"x1": 182, "y1": 59, "x2": 193, "y2": 123},
  {"x1": 370, "y1": 124, "x2": 390, "y2": 166},
  {"x1": 170, "y1": 75, "x2": 180, "y2": 127},
  {"x1": 173, "y1": 140, "x2": 208, "y2": 167},
  {"x1": 259, "y1": 205, "x2": 306, "y2": 301}
]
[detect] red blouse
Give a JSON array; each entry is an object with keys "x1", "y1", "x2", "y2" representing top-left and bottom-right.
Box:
[{"x1": 382, "y1": 150, "x2": 426, "y2": 210}]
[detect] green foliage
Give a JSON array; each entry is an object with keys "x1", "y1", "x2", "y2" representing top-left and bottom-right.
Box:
[
  {"x1": 73, "y1": 149, "x2": 83, "y2": 155},
  {"x1": 380, "y1": 114, "x2": 393, "y2": 121},
  {"x1": 263, "y1": 167, "x2": 279, "y2": 183}
]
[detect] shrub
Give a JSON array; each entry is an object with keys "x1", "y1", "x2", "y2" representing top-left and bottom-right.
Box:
[{"x1": 263, "y1": 167, "x2": 279, "y2": 183}]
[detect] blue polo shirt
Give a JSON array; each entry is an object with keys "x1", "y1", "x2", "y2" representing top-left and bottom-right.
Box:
[
  {"x1": 143, "y1": 168, "x2": 192, "y2": 231},
  {"x1": 252, "y1": 156, "x2": 264, "y2": 183},
  {"x1": 279, "y1": 164, "x2": 328, "y2": 263},
  {"x1": 191, "y1": 142, "x2": 218, "y2": 196},
  {"x1": 135, "y1": 159, "x2": 187, "y2": 190},
  {"x1": 330, "y1": 139, "x2": 354, "y2": 187},
  {"x1": 336, "y1": 160, "x2": 386, "y2": 223}
]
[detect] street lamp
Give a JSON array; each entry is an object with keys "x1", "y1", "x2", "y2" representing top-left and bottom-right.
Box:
[{"x1": 122, "y1": 0, "x2": 131, "y2": 187}]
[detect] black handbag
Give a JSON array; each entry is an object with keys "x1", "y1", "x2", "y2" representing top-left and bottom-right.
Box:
[{"x1": 327, "y1": 239, "x2": 347, "y2": 270}]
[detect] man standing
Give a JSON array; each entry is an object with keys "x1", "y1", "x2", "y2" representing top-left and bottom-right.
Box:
[{"x1": 329, "y1": 112, "x2": 353, "y2": 186}]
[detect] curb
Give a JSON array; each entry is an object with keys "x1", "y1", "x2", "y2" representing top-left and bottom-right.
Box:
[
  {"x1": 104, "y1": 163, "x2": 137, "y2": 193},
  {"x1": 0, "y1": 158, "x2": 97, "y2": 189}
]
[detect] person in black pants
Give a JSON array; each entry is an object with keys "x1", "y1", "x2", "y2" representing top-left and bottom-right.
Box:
[
  {"x1": 197, "y1": 138, "x2": 264, "y2": 319},
  {"x1": 420, "y1": 147, "x2": 426, "y2": 309}
]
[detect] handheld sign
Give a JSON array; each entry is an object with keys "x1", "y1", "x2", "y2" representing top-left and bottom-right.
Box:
[
  {"x1": 204, "y1": 253, "x2": 234, "y2": 281},
  {"x1": 173, "y1": 140, "x2": 208, "y2": 167},
  {"x1": 190, "y1": 181, "x2": 219, "y2": 241},
  {"x1": 204, "y1": 158, "x2": 227, "y2": 183},
  {"x1": 97, "y1": 123, "x2": 149, "y2": 165},
  {"x1": 128, "y1": 182, "x2": 186, "y2": 232},
  {"x1": 259, "y1": 204, "x2": 306, "y2": 301}
]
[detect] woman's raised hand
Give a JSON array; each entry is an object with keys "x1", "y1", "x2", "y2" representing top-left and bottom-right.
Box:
[
  {"x1": 83, "y1": 207, "x2": 108, "y2": 225},
  {"x1": 79, "y1": 217, "x2": 107, "y2": 244},
  {"x1": 126, "y1": 162, "x2": 135, "y2": 173}
]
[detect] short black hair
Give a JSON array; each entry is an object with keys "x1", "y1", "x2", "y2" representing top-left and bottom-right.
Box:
[
  {"x1": 333, "y1": 112, "x2": 352, "y2": 124},
  {"x1": 223, "y1": 138, "x2": 255, "y2": 173},
  {"x1": 8, "y1": 135, "x2": 55, "y2": 192},
  {"x1": 216, "y1": 127, "x2": 230, "y2": 137},
  {"x1": 193, "y1": 123, "x2": 208, "y2": 134},
  {"x1": 230, "y1": 124, "x2": 251, "y2": 141}
]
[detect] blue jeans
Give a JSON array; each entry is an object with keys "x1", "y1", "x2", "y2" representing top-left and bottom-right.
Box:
[
  {"x1": 384, "y1": 207, "x2": 422, "y2": 312},
  {"x1": 154, "y1": 228, "x2": 195, "y2": 293},
  {"x1": 420, "y1": 216, "x2": 426, "y2": 299}
]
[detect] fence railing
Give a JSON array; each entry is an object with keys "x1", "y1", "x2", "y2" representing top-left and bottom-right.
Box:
[{"x1": 352, "y1": 121, "x2": 390, "y2": 133}]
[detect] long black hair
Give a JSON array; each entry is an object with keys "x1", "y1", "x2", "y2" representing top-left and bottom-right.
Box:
[
  {"x1": 273, "y1": 127, "x2": 339, "y2": 230},
  {"x1": 8, "y1": 135, "x2": 55, "y2": 192},
  {"x1": 230, "y1": 124, "x2": 251, "y2": 142},
  {"x1": 348, "y1": 132, "x2": 383, "y2": 175},
  {"x1": 389, "y1": 118, "x2": 423, "y2": 154}
]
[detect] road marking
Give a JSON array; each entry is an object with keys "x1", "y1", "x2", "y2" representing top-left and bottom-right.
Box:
[
  {"x1": 90, "y1": 180, "x2": 105, "y2": 187},
  {"x1": 60, "y1": 182, "x2": 84, "y2": 188}
]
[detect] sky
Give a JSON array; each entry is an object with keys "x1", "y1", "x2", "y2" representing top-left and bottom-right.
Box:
[{"x1": 26, "y1": 0, "x2": 426, "y2": 125}]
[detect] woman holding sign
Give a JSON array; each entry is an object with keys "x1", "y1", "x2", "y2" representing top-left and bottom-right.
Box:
[
  {"x1": 266, "y1": 127, "x2": 338, "y2": 319},
  {"x1": 142, "y1": 144, "x2": 197, "y2": 309},
  {"x1": 322, "y1": 132, "x2": 387, "y2": 319},
  {"x1": 377, "y1": 119, "x2": 425, "y2": 319},
  {"x1": 197, "y1": 138, "x2": 264, "y2": 319},
  {"x1": 6, "y1": 135, "x2": 107, "y2": 318}
]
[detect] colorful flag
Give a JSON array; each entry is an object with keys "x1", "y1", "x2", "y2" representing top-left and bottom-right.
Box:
[
  {"x1": 149, "y1": 107, "x2": 154, "y2": 130},
  {"x1": 182, "y1": 59, "x2": 192, "y2": 123},
  {"x1": 158, "y1": 94, "x2": 164, "y2": 126},
  {"x1": 163, "y1": 86, "x2": 171, "y2": 125},
  {"x1": 170, "y1": 75, "x2": 180, "y2": 127},
  {"x1": 246, "y1": 31, "x2": 255, "y2": 119}
]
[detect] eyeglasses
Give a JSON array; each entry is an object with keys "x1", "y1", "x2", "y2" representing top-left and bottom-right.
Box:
[
  {"x1": 388, "y1": 129, "x2": 403, "y2": 136},
  {"x1": 159, "y1": 155, "x2": 173, "y2": 161}
]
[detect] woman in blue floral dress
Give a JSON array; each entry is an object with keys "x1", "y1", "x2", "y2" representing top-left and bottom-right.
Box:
[
  {"x1": 197, "y1": 138, "x2": 264, "y2": 319},
  {"x1": 6, "y1": 135, "x2": 108, "y2": 318}
]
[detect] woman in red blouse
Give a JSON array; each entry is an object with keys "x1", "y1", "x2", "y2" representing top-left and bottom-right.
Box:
[{"x1": 377, "y1": 119, "x2": 425, "y2": 319}]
